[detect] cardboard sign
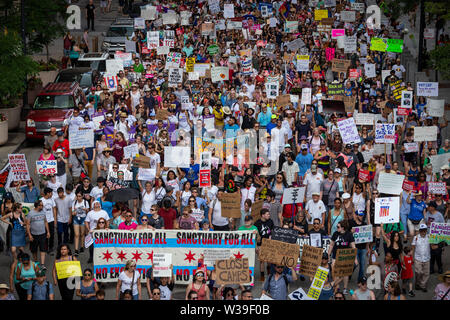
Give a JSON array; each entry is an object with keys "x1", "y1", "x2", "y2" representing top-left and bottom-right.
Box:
[
  {"x1": 216, "y1": 258, "x2": 250, "y2": 285},
  {"x1": 414, "y1": 126, "x2": 437, "y2": 142},
  {"x1": 375, "y1": 197, "x2": 400, "y2": 224},
  {"x1": 307, "y1": 266, "x2": 329, "y2": 300},
  {"x1": 378, "y1": 172, "x2": 405, "y2": 195},
  {"x1": 221, "y1": 193, "x2": 242, "y2": 218},
  {"x1": 156, "y1": 109, "x2": 170, "y2": 120},
  {"x1": 250, "y1": 199, "x2": 264, "y2": 220},
  {"x1": 8, "y1": 154, "x2": 30, "y2": 181},
  {"x1": 152, "y1": 253, "x2": 172, "y2": 277},
  {"x1": 352, "y1": 225, "x2": 373, "y2": 244},
  {"x1": 332, "y1": 59, "x2": 351, "y2": 73},
  {"x1": 271, "y1": 227, "x2": 299, "y2": 244},
  {"x1": 427, "y1": 99, "x2": 445, "y2": 118},
  {"x1": 55, "y1": 261, "x2": 82, "y2": 279},
  {"x1": 276, "y1": 94, "x2": 291, "y2": 107},
  {"x1": 428, "y1": 182, "x2": 447, "y2": 195},
  {"x1": 282, "y1": 187, "x2": 306, "y2": 205},
  {"x1": 417, "y1": 82, "x2": 439, "y2": 97},
  {"x1": 36, "y1": 160, "x2": 57, "y2": 176},
  {"x1": 358, "y1": 169, "x2": 370, "y2": 182},
  {"x1": 259, "y1": 238, "x2": 300, "y2": 268},
  {"x1": 133, "y1": 155, "x2": 151, "y2": 168},
  {"x1": 402, "y1": 180, "x2": 415, "y2": 192},
  {"x1": 429, "y1": 222, "x2": 450, "y2": 245},
  {"x1": 298, "y1": 244, "x2": 323, "y2": 278},
  {"x1": 337, "y1": 118, "x2": 360, "y2": 145},
  {"x1": 333, "y1": 248, "x2": 357, "y2": 278}
]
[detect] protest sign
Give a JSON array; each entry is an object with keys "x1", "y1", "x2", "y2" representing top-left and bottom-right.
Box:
[
  {"x1": 351, "y1": 2, "x2": 365, "y2": 12},
  {"x1": 296, "y1": 55, "x2": 309, "y2": 71},
  {"x1": 168, "y1": 67, "x2": 183, "y2": 87},
  {"x1": 69, "y1": 127, "x2": 94, "y2": 149},
  {"x1": 36, "y1": 160, "x2": 57, "y2": 176},
  {"x1": 103, "y1": 75, "x2": 118, "y2": 91},
  {"x1": 141, "y1": 5, "x2": 157, "y2": 20},
  {"x1": 364, "y1": 63, "x2": 376, "y2": 78},
  {"x1": 332, "y1": 59, "x2": 350, "y2": 73},
  {"x1": 402, "y1": 180, "x2": 415, "y2": 192},
  {"x1": 276, "y1": 95, "x2": 291, "y2": 107},
  {"x1": 414, "y1": 126, "x2": 437, "y2": 142},
  {"x1": 428, "y1": 182, "x2": 446, "y2": 195},
  {"x1": 147, "y1": 31, "x2": 160, "y2": 49},
  {"x1": 8, "y1": 154, "x2": 30, "y2": 181},
  {"x1": 352, "y1": 225, "x2": 373, "y2": 244},
  {"x1": 106, "y1": 59, "x2": 124, "y2": 75},
  {"x1": 250, "y1": 199, "x2": 264, "y2": 220},
  {"x1": 165, "y1": 52, "x2": 182, "y2": 69},
  {"x1": 400, "y1": 91, "x2": 413, "y2": 109},
  {"x1": 307, "y1": 266, "x2": 329, "y2": 300},
  {"x1": 55, "y1": 261, "x2": 82, "y2": 279},
  {"x1": 315, "y1": 9, "x2": 329, "y2": 21},
  {"x1": 370, "y1": 38, "x2": 387, "y2": 52},
  {"x1": 133, "y1": 155, "x2": 151, "y2": 168},
  {"x1": 358, "y1": 169, "x2": 370, "y2": 182},
  {"x1": 373, "y1": 143, "x2": 392, "y2": 155},
  {"x1": 427, "y1": 99, "x2": 445, "y2": 118},
  {"x1": 93, "y1": 230, "x2": 256, "y2": 284},
  {"x1": 259, "y1": 294, "x2": 273, "y2": 300},
  {"x1": 152, "y1": 253, "x2": 172, "y2": 277},
  {"x1": 378, "y1": 173, "x2": 405, "y2": 195},
  {"x1": 331, "y1": 29, "x2": 345, "y2": 39},
  {"x1": 282, "y1": 187, "x2": 306, "y2": 205},
  {"x1": 375, "y1": 124, "x2": 396, "y2": 144},
  {"x1": 327, "y1": 83, "x2": 344, "y2": 95},
  {"x1": 362, "y1": 150, "x2": 374, "y2": 163},
  {"x1": 337, "y1": 118, "x2": 360, "y2": 145},
  {"x1": 417, "y1": 82, "x2": 439, "y2": 97},
  {"x1": 185, "y1": 57, "x2": 195, "y2": 73},
  {"x1": 285, "y1": 21, "x2": 299, "y2": 33},
  {"x1": 221, "y1": 193, "x2": 242, "y2": 218},
  {"x1": 375, "y1": 197, "x2": 400, "y2": 224},
  {"x1": 137, "y1": 168, "x2": 156, "y2": 181},
  {"x1": 211, "y1": 66, "x2": 229, "y2": 82},
  {"x1": 387, "y1": 39, "x2": 403, "y2": 53},
  {"x1": 92, "y1": 115, "x2": 104, "y2": 131},
  {"x1": 272, "y1": 227, "x2": 299, "y2": 244},
  {"x1": 301, "y1": 88, "x2": 312, "y2": 105},
  {"x1": 164, "y1": 146, "x2": 190, "y2": 168},
  {"x1": 265, "y1": 82, "x2": 279, "y2": 99},
  {"x1": 156, "y1": 46, "x2": 170, "y2": 55},
  {"x1": 188, "y1": 72, "x2": 199, "y2": 81},
  {"x1": 134, "y1": 17, "x2": 145, "y2": 29},
  {"x1": 223, "y1": 3, "x2": 235, "y2": 18},
  {"x1": 341, "y1": 11, "x2": 355, "y2": 22},
  {"x1": 430, "y1": 153, "x2": 450, "y2": 173},
  {"x1": 326, "y1": 47, "x2": 335, "y2": 61},
  {"x1": 429, "y1": 222, "x2": 450, "y2": 245},
  {"x1": 404, "y1": 142, "x2": 419, "y2": 153},
  {"x1": 259, "y1": 238, "x2": 300, "y2": 268},
  {"x1": 180, "y1": 11, "x2": 192, "y2": 25},
  {"x1": 123, "y1": 144, "x2": 139, "y2": 159},
  {"x1": 289, "y1": 287, "x2": 314, "y2": 300},
  {"x1": 354, "y1": 112, "x2": 375, "y2": 125},
  {"x1": 298, "y1": 245, "x2": 323, "y2": 278},
  {"x1": 333, "y1": 248, "x2": 357, "y2": 278},
  {"x1": 162, "y1": 12, "x2": 178, "y2": 25},
  {"x1": 216, "y1": 258, "x2": 251, "y2": 285},
  {"x1": 344, "y1": 35, "x2": 357, "y2": 53}
]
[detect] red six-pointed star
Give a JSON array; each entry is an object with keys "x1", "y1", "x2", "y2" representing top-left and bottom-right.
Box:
[
  {"x1": 132, "y1": 250, "x2": 142, "y2": 262},
  {"x1": 102, "y1": 250, "x2": 113, "y2": 262},
  {"x1": 184, "y1": 250, "x2": 196, "y2": 263},
  {"x1": 147, "y1": 251, "x2": 154, "y2": 262},
  {"x1": 234, "y1": 251, "x2": 244, "y2": 259},
  {"x1": 117, "y1": 250, "x2": 127, "y2": 262}
]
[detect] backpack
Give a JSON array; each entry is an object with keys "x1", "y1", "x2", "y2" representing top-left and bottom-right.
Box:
[
  {"x1": 267, "y1": 273, "x2": 289, "y2": 294},
  {"x1": 32, "y1": 280, "x2": 50, "y2": 300}
]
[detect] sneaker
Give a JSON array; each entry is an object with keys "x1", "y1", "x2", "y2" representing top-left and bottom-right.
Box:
[
  {"x1": 80, "y1": 247, "x2": 84, "y2": 253},
  {"x1": 74, "y1": 250, "x2": 79, "y2": 256},
  {"x1": 408, "y1": 291, "x2": 415, "y2": 297},
  {"x1": 41, "y1": 266, "x2": 47, "y2": 271},
  {"x1": 343, "y1": 289, "x2": 348, "y2": 295}
]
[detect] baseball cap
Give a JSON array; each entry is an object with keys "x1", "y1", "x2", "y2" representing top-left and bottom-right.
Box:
[
  {"x1": 284, "y1": 144, "x2": 291, "y2": 149},
  {"x1": 334, "y1": 168, "x2": 341, "y2": 174},
  {"x1": 385, "y1": 163, "x2": 391, "y2": 169},
  {"x1": 342, "y1": 193, "x2": 351, "y2": 200},
  {"x1": 419, "y1": 223, "x2": 427, "y2": 230},
  {"x1": 244, "y1": 215, "x2": 253, "y2": 221},
  {"x1": 57, "y1": 131, "x2": 64, "y2": 136},
  {"x1": 106, "y1": 113, "x2": 113, "y2": 117},
  {"x1": 301, "y1": 144, "x2": 308, "y2": 150},
  {"x1": 271, "y1": 114, "x2": 277, "y2": 119},
  {"x1": 345, "y1": 144, "x2": 352, "y2": 149},
  {"x1": 358, "y1": 276, "x2": 368, "y2": 284},
  {"x1": 356, "y1": 210, "x2": 365, "y2": 216}
]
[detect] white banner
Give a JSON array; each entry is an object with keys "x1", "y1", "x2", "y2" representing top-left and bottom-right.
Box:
[
  {"x1": 417, "y1": 82, "x2": 439, "y2": 97},
  {"x1": 414, "y1": 126, "x2": 438, "y2": 142},
  {"x1": 164, "y1": 146, "x2": 191, "y2": 168}
]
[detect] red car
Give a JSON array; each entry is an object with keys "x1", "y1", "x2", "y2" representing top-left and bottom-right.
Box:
[{"x1": 26, "y1": 82, "x2": 86, "y2": 140}]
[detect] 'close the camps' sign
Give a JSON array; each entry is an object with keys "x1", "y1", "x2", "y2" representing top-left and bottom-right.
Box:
[{"x1": 216, "y1": 258, "x2": 251, "y2": 285}]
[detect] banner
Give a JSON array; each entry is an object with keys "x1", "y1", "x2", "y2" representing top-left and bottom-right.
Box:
[
  {"x1": 333, "y1": 248, "x2": 357, "y2": 278},
  {"x1": 298, "y1": 245, "x2": 323, "y2": 278},
  {"x1": 378, "y1": 173, "x2": 405, "y2": 195},
  {"x1": 417, "y1": 82, "x2": 439, "y2": 97},
  {"x1": 36, "y1": 160, "x2": 57, "y2": 176},
  {"x1": 352, "y1": 225, "x2": 373, "y2": 244},
  {"x1": 164, "y1": 146, "x2": 190, "y2": 168},
  {"x1": 375, "y1": 197, "x2": 400, "y2": 224},
  {"x1": 8, "y1": 154, "x2": 30, "y2": 181},
  {"x1": 375, "y1": 124, "x2": 396, "y2": 144},
  {"x1": 337, "y1": 118, "x2": 360, "y2": 145},
  {"x1": 259, "y1": 238, "x2": 300, "y2": 268},
  {"x1": 69, "y1": 127, "x2": 94, "y2": 149},
  {"x1": 307, "y1": 266, "x2": 329, "y2": 300},
  {"x1": 429, "y1": 222, "x2": 450, "y2": 245},
  {"x1": 427, "y1": 99, "x2": 445, "y2": 118},
  {"x1": 414, "y1": 126, "x2": 438, "y2": 142},
  {"x1": 221, "y1": 193, "x2": 241, "y2": 218},
  {"x1": 282, "y1": 187, "x2": 306, "y2": 205},
  {"x1": 216, "y1": 258, "x2": 251, "y2": 285},
  {"x1": 55, "y1": 261, "x2": 82, "y2": 279},
  {"x1": 427, "y1": 182, "x2": 446, "y2": 195}
]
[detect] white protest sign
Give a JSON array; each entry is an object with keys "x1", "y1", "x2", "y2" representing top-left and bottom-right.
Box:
[
  {"x1": 208, "y1": 0, "x2": 220, "y2": 14},
  {"x1": 375, "y1": 124, "x2": 396, "y2": 144},
  {"x1": 296, "y1": 55, "x2": 310, "y2": 72},
  {"x1": 351, "y1": 2, "x2": 365, "y2": 12},
  {"x1": 193, "y1": 63, "x2": 210, "y2": 77},
  {"x1": 373, "y1": 143, "x2": 392, "y2": 155},
  {"x1": 289, "y1": 287, "x2": 314, "y2": 300},
  {"x1": 69, "y1": 127, "x2": 94, "y2": 149},
  {"x1": 180, "y1": 11, "x2": 192, "y2": 26},
  {"x1": 414, "y1": 126, "x2": 437, "y2": 142},
  {"x1": 341, "y1": 11, "x2": 356, "y2": 22},
  {"x1": 191, "y1": 208, "x2": 205, "y2": 222},
  {"x1": 162, "y1": 12, "x2": 178, "y2": 25},
  {"x1": 375, "y1": 197, "x2": 400, "y2": 224},
  {"x1": 123, "y1": 144, "x2": 139, "y2": 159},
  {"x1": 404, "y1": 142, "x2": 419, "y2": 153},
  {"x1": 147, "y1": 31, "x2": 160, "y2": 49},
  {"x1": 8, "y1": 154, "x2": 30, "y2": 181},
  {"x1": 352, "y1": 225, "x2": 373, "y2": 244},
  {"x1": 378, "y1": 172, "x2": 405, "y2": 195},
  {"x1": 401, "y1": 91, "x2": 413, "y2": 109},
  {"x1": 430, "y1": 153, "x2": 450, "y2": 173},
  {"x1": 427, "y1": 99, "x2": 445, "y2": 118},
  {"x1": 141, "y1": 6, "x2": 157, "y2": 20},
  {"x1": 301, "y1": 88, "x2": 311, "y2": 105},
  {"x1": 134, "y1": 18, "x2": 145, "y2": 29},
  {"x1": 282, "y1": 187, "x2": 306, "y2": 205},
  {"x1": 428, "y1": 182, "x2": 447, "y2": 195},
  {"x1": 164, "y1": 146, "x2": 190, "y2": 168},
  {"x1": 354, "y1": 112, "x2": 375, "y2": 125},
  {"x1": 265, "y1": 82, "x2": 279, "y2": 99},
  {"x1": 211, "y1": 66, "x2": 229, "y2": 82},
  {"x1": 259, "y1": 293, "x2": 274, "y2": 300},
  {"x1": 337, "y1": 118, "x2": 361, "y2": 145},
  {"x1": 223, "y1": 4, "x2": 235, "y2": 18},
  {"x1": 137, "y1": 168, "x2": 156, "y2": 181},
  {"x1": 152, "y1": 253, "x2": 172, "y2": 277},
  {"x1": 188, "y1": 72, "x2": 199, "y2": 81},
  {"x1": 36, "y1": 160, "x2": 57, "y2": 176},
  {"x1": 417, "y1": 82, "x2": 439, "y2": 97},
  {"x1": 168, "y1": 68, "x2": 183, "y2": 87},
  {"x1": 92, "y1": 115, "x2": 104, "y2": 131},
  {"x1": 156, "y1": 46, "x2": 170, "y2": 55},
  {"x1": 344, "y1": 35, "x2": 357, "y2": 53},
  {"x1": 364, "y1": 63, "x2": 376, "y2": 78},
  {"x1": 362, "y1": 149, "x2": 374, "y2": 163},
  {"x1": 106, "y1": 59, "x2": 124, "y2": 75}
]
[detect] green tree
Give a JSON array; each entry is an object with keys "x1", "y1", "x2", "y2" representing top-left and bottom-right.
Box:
[
  {"x1": 0, "y1": 30, "x2": 39, "y2": 107},
  {"x1": 429, "y1": 43, "x2": 450, "y2": 80}
]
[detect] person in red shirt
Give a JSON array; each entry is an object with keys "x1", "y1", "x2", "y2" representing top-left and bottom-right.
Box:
[
  {"x1": 401, "y1": 246, "x2": 415, "y2": 297},
  {"x1": 158, "y1": 198, "x2": 177, "y2": 229},
  {"x1": 52, "y1": 132, "x2": 70, "y2": 158}
]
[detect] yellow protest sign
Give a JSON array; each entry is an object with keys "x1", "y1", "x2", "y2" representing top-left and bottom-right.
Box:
[
  {"x1": 315, "y1": 9, "x2": 329, "y2": 21},
  {"x1": 55, "y1": 261, "x2": 82, "y2": 279},
  {"x1": 186, "y1": 57, "x2": 195, "y2": 73},
  {"x1": 370, "y1": 38, "x2": 387, "y2": 52}
]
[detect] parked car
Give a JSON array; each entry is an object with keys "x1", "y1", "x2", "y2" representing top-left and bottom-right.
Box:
[
  {"x1": 54, "y1": 67, "x2": 100, "y2": 95},
  {"x1": 75, "y1": 52, "x2": 109, "y2": 75},
  {"x1": 26, "y1": 82, "x2": 86, "y2": 140},
  {"x1": 102, "y1": 18, "x2": 135, "y2": 55}
]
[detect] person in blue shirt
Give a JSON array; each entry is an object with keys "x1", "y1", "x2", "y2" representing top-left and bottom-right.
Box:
[
  {"x1": 266, "y1": 115, "x2": 278, "y2": 135},
  {"x1": 257, "y1": 105, "x2": 272, "y2": 127},
  {"x1": 224, "y1": 117, "x2": 240, "y2": 138},
  {"x1": 295, "y1": 144, "x2": 314, "y2": 178},
  {"x1": 180, "y1": 157, "x2": 199, "y2": 186},
  {"x1": 17, "y1": 180, "x2": 40, "y2": 203},
  {"x1": 27, "y1": 270, "x2": 54, "y2": 300},
  {"x1": 405, "y1": 190, "x2": 427, "y2": 238}
]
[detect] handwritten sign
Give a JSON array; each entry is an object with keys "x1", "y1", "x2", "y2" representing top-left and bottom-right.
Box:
[
  {"x1": 352, "y1": 225, "x2": 373, "y2": 244},
  {"x1": 259, "y1": 238, "x2": 300, "y2": 268},
  {"x1": 8, "y1": 154, "x2": 30, "y2": 181},
  {"x1": 272, "y1": 227, "x2": 299, "y2": 244},
  {"x1": 430, "y1": 153, "x2": 450, "y2": 173},
  {"x1": 337, "y1": 118, "x2": 360, "y2": 145},
  {"x1": 156, "y1": 109, "x2": 170, "y2": 120},
  {"x1": 36, "y1": 160, "x2": 57, "y2": 176},
  {"x1": 333, "y1": 248, "x2": 357, "y2": 278},
  {"x1": 327, "y1": 83, "x2": 344, "y2": 95},
  {"x1": 221, "y1": 193, "x2": 242, "y2": 218},
  {"x1": 429, "y1": 222, "x2": 450, "y2": 245},
  {"x1": 402, "y1": 180, "x2": 415, "y2": 192},
  {"x1": 332, "y1": 59, "x2": 351, "y2": 73},
  {"x1": 282, "y1": 187, "x2": 306, "y2": 205},
  {"x1": 299, "y1": 244, "x2": 323, "y2": 278},
  {"x1": 370, "y1": 38, "x2": 387, "y2": 52},
  {"x1": 216, "y1": 258, "x2": 250, "y2": 285},
  {"x1": 404, "y1": 142, "x2": 419, "y2": 153},
  {"x1": 378, "y1": 173, "x2": 405, "y2": 195},
  {"x1": 427, "y1": 99, "x2": 445, "y2": 118},
  {"x1": 314, "y1": 9, "x2": 329, "y2": 21},
  {"x1": 164, "y1": 146, "x2": 190, "y2": 168},
  {"x1": 211, "y1": 66, "x2": 229, "y2": 82},
  {"x1": 358, "y1": 169, "x2": 370, "y2": 182},
  {"x1": 354, "y1": 113, "x2": 375, "y2": 125},
  {"x1": 152, "y1": 253, "x2": 172, "y2": 277},
  {"x1": 375, "y1": 197, "x2": 400, "y2": 224},
  {"x1": 123, "y1": 144, "x2": 139, "y2": 159},
  {"x1": 55, "y1": 261, "x2": 82, "y2": 279},
  {"x1": 428, "y1": 182, "x2": 446, "y2": 195},
  {"x1": 375, "y1": 124, "x2": 396, "y2": 144},
  {"x1": 417, "y1": 82, "x2": 439, "y2": 97},
  {"x1": 414, "y1": 126, "x2": 438, "y2": 142},
  {"x1": 133, "y1": 155, "x2": 151, "y2": 168},
  {"x1": 68, "y1": 127, "x2": 94, "y2": 149}
]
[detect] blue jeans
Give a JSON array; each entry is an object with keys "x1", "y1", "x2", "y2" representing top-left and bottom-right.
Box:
[
  {"x1": 356, "y1": 248, "x2": 367, "y2": 282},
  {"x1": 400, "y1": 212, "x2": 409, "y2": 236}
]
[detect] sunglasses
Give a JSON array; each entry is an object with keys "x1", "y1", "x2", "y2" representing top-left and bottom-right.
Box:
[
  {"x1": 335, "y1": 296, "x2": 345, "y2": 300},
  {"x1": 84, "y1": 273, "x2": 91, "y2": 276},
  {"x1": 153, "y1": 292, "x2": 160, "y2": 295},
  {"x1": 126, "y1": 215, "x2": 133, "y2": 217},
  {"x1": 313, "y1": 222, "x2": 320, "y2": 225},
  {"x1": 189, "y1": 200, "x2": 196, "y2": 202},
  {"x1": 98, "y1": 221, "x2": 105, "y2": 224},
  {"x1": 141, "y1": 218, "x2": 148, "y2": 221}
]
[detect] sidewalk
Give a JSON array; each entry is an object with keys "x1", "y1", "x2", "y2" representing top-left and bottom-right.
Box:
[{"x1": 0, "y1": 121, "x2": 26, "y2": 170}]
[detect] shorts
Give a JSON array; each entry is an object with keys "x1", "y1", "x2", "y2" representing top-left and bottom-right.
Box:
[
  {"x1": 407, "y1": 218, "x2": 424, "y2": 232},
  {"x1": 73, "y1": 216, "x2": 86, "y2": 225},
  {"x1": 30, "y1": 233, "x2": 48, "y2": 253}
]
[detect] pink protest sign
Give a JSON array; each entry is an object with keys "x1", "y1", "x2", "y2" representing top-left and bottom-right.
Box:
[
  {"x1": 326, "y1": 48, "x2": 335, "y2": 61},
  {"x1": 332, "y1": 29, "x2": 345, "y2": 38}
]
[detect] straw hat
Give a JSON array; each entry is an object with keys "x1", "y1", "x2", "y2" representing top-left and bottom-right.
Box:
[
  {"x1": 438, "y1": 270, "x2": 450, "y2": 282},
  {"x1": 0, "y1": 283, "x2": 9, "y2": 290}
]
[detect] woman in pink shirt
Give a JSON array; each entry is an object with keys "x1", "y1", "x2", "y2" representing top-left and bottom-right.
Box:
[
  {"x1": 38, "y1": 146, "x2": 56, "y2": 161},
  {"x1": 118, "y1": 210, "x2": 138, "y2": 230}
]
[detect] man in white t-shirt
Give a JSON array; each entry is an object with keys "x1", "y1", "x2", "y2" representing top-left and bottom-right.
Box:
[
  {"x1": 208, "y1": 190, "x2": 230, "y2": 231},
  {"x1": 146, "y1": 143, "x2": 161, "y2": 176},
  {"x1": 304, "y1": 165, "x2": 324, "y2": 202},
  {"x1": 305, "y1": 193, "x2": 327, "y2": 229},
  {"x1": 391, "y1": 59, "x2": 406, "y2": 79},
  {"x1": 54, "y1": 187, "x2": 72, "y2": 246},
  {"x1": 282, "y1": 152, "x2": 299, "y2": 186},
  {"x1": 40, "y1": 187, "x2": 56, "y2": 253}
]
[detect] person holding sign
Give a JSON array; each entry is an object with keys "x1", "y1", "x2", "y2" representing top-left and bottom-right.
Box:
[
  {"x1": 52, "y1": 244, "x2": 77, "y2": 300},
  {"x1": 261, "y1": 265, "x2": 298, "y2": 300},
  {"x1": 255, "y1": 208, "x2": 274, "y2": 281}
]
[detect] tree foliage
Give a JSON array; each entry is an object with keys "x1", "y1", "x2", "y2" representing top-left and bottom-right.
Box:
[{"x1": 429, "y1": 43, "x2": 450, "y2": 80}]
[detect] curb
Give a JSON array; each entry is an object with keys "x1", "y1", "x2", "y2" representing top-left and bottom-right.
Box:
[{"x1": 0, "y1": 136, "x2": 27, "y2": 171}]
